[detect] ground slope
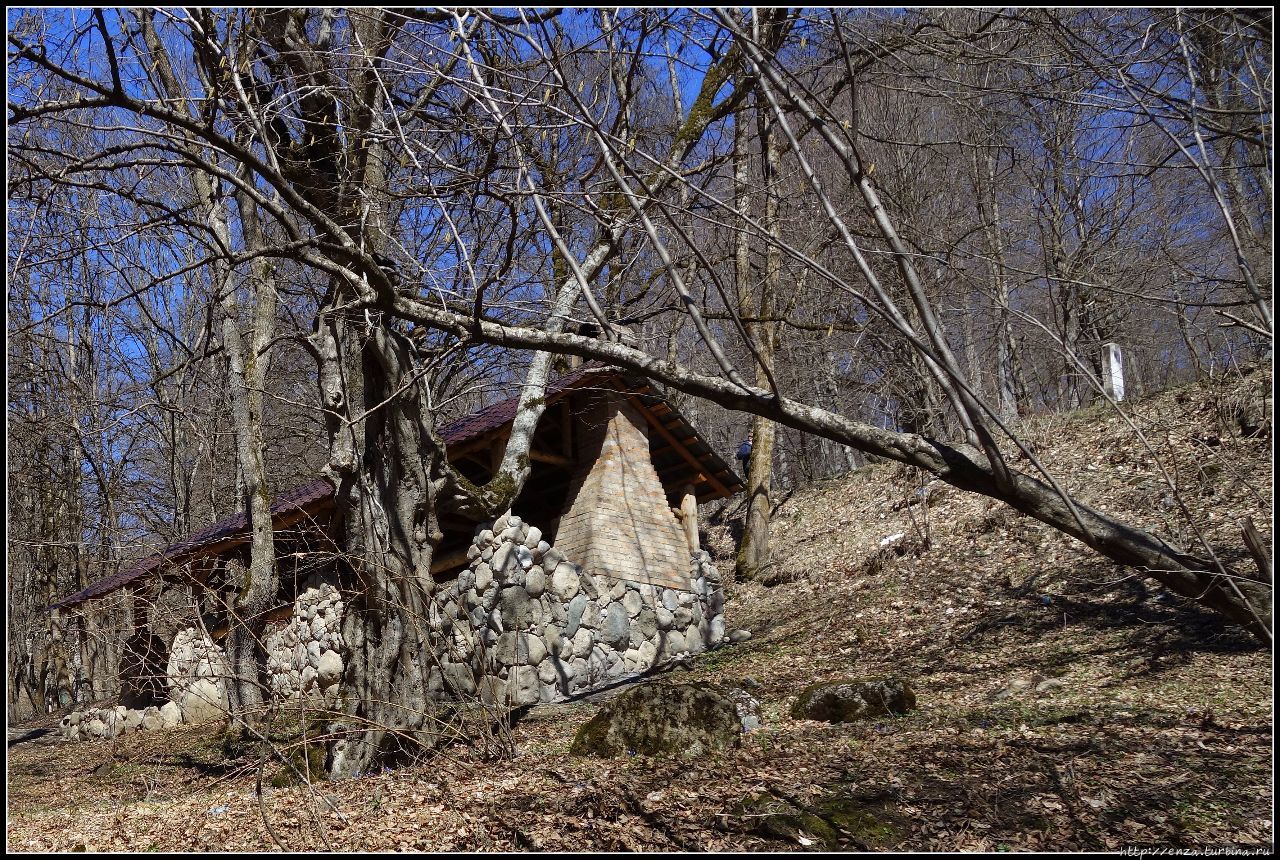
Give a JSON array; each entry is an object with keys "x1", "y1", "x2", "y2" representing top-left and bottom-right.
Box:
[{"x1": 6, "y1": 367, "x2": 1271, "y2": 851}]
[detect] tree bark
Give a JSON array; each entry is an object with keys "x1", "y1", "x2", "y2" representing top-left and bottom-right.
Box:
[
  {"x1": 734, "y1": 46, "x2": 782, "y2": 583},
  {"x1": 324, "y1": 322, "x2": 446, "y2": 778}
]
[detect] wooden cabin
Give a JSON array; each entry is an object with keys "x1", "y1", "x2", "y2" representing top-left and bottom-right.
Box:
[
  {"x1": 50, "y1": 364, "x2": 744, "y2": 721},
  {"x1": 53, "y1": 363, "x2": 743, "y2": 617}
]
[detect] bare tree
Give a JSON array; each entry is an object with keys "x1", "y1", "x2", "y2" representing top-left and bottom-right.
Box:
[{"x1": 7, "y1": 8, "x2": 1270, "y2": 776}]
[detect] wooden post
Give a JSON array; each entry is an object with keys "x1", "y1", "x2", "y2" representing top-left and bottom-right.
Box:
[
  {"x1": 679, "y1": 483, "x2": 700, "y2": 555},
  {"x1": 488, "y1": 439, "x2": 503, "y2": 479}
]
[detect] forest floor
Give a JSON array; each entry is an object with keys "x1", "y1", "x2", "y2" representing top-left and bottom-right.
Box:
[{"x1": 6, "y1": 365, "x2": 1273, "y2": 852}]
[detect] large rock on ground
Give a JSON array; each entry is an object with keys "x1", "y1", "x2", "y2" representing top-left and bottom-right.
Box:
[
  {"x1": 791, "y1": 678, "x2": 917, "y2": 722},
  {"x1": 570, "y1": 681, "x2": 747, "y2": 758},
  {"x1": 732, "y1": 788, "x2": 905, "y2": 849},
  {"x1": 159, "y1": 701, "x2": 183, "y2": 728},
  {"x1": 178, "y1": 678, "x2": 227, "y2": 724}
]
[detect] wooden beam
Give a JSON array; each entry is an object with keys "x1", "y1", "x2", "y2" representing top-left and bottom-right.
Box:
[
  {"x1": 622, "y1": 392, "x2": 731, "y2": 498},
  {"x1": 430, "y1": 547, "x2": 472, "y2": 575},
  {"x1": 446, "y1": 431, "x2": 507, "y2": 463},
  {"x1": 561, "y1": 399, "x2": 573, "y2": 458},
  {"x1": 529, "y1": 448, "x2": 573, "y2": 468},
  {"x1": 439, "y1": 514, "x2": 480, "y2": 532},
  {"x1": 457, "y1": 450, "x2": 491, "y2": 470}
]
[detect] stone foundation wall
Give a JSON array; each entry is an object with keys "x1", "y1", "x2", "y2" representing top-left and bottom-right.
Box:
[
  {"x1": 61, "y1": 511, "x2": 728, "y2": 742},
  {"x1": 264, "y1": 578, "x2": 345, "y2": 702},
  {"x1": 424, "y1": 512, "x2": 725, "y2": 707}
]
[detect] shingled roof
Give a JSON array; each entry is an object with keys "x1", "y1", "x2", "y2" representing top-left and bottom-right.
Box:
[{"x1": 52, "y1": 364, "x2": 741, "y2": 610}]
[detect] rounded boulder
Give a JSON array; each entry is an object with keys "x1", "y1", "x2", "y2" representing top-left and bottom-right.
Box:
[
  {"x1": 791, "y1": 678, "x2": 917, "y2": 722},
  {"x1": 570, "y1": 681, "x2": 748, "y2": 759}
]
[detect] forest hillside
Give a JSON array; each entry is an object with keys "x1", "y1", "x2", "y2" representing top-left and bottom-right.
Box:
[{"x1": 7, "y1": 364, "x2": 1271, "y2": 852}]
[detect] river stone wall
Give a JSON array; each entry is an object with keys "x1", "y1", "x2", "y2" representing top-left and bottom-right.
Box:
[
  {"x1": 59, "y1": 511, "x2": 727, "y2": 741},
  {"x1": 59, "y1": 626, "x2": 229, "y2": 741},
  {"x1": 166, "y1": 627, "x2": 231, "y2": 722},
  {"x1": 265, "y1": 578, "x2": 345, "y2": 702},
  {"x1": 424, "y1": 513, "x2": 726, "y2": 707}
]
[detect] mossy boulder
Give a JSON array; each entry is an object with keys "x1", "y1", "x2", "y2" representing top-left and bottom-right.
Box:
[
  {"x1": 791, "y1": 678, "x2": 916, "y2": 722},
  {"x1": 733, "y1": 789, "x2": 904, "y2": 849},
  {"x1": 570, "y1": 681, "x2": 746, "y2": 758},
  {"x1": 270, "y1": 740, "x2": 328, "y2": 787}
]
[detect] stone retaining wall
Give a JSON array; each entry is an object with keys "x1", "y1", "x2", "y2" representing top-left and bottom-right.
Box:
[
  {"x1": 59, "y1": 511, "x2": 727, "y2": 741},
  {"x1": 425, "y1": 512, "x2": 725, "y2": 707}
]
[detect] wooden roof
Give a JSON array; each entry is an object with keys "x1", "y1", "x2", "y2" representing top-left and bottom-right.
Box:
[{"x1": 51, "y1": 364, "x2": 742, "y2": 610}]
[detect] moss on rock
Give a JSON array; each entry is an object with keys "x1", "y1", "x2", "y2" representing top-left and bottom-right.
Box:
[
  {"x1": 270, "y1": 739, "x2": 328, "y2": 787},
  {"x1": 733, "y1": 789, "x2": 904, "y2": 849},
  {"x1": 791, "y1": 678, "x2": 917, "y2": 722},
  {"x1": 570, "y1": 681, "x2": 745, "y2": 758}
]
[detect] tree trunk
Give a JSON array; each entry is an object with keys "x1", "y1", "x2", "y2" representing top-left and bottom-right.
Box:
[
  {"x1": 320, "y1": 319, "x2": 446, "y2": 778},
  {"x1": 734, "y1": 70, "x2": 780, "y2": 582},
  {"x1": 137, "y1": 8, "x2": 279, "y2": 722},
  {"x1": 977, "y1": 146, "x2": 1021, "y2": 421}
]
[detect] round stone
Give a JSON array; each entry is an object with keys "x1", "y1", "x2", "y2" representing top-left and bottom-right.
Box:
[
  {"x1": 571, "y1": 627, "x2": 593, "y2": 659},
  {"x1": 538, "y1": 658, "x2": 561, "y2": 685},
  {"x1": 661, "y1": 629, "x2": 687, "y2": 656},
  {"x1": 638, "y1": 640, "x2": 657, "y2": 666},
  {"x1": 159, "y1": 701, "x2": 182, "y2": 728},
  {"x1": 317, "y1": 649, "x2": 343, "y2": 688},
  {"x1": 685, "y1": 627, "x2": 706, "y2": 655},
  {"x1": 508, "y1": 665, "x2": 540, "y2": 705},
  {"x1": 604, "y1": 603, "x2": 630, "y2": 649},
  {"x1": 552, "y1": 563, "x2": 580, "y2": 601},
  {"x1": 655, "y1": 607, "x2": 674, "y2": 630},
  {"x1": 622, "y1": 590, "x2": 643, "y2": 618}
]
